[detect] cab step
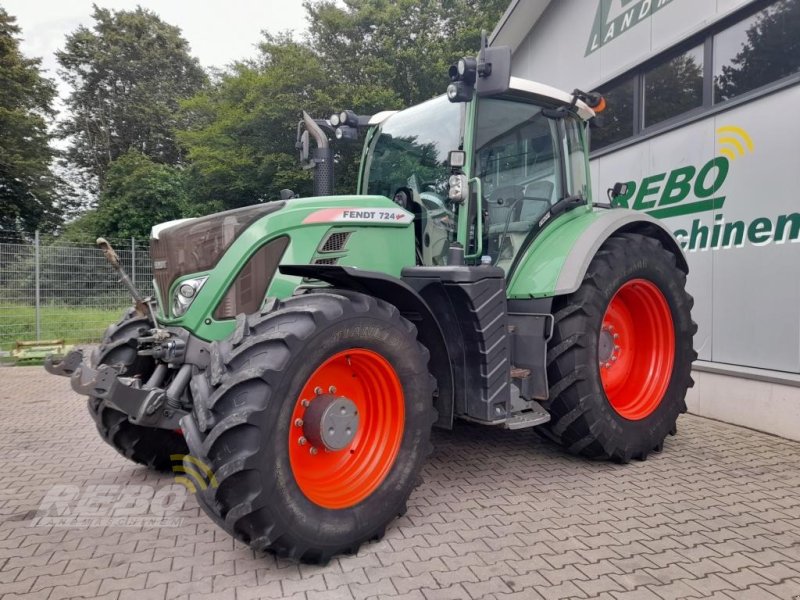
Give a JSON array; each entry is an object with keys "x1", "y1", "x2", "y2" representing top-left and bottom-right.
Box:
[{"x1": 505, "y1": 401, "x2": 550, "y2": 429}]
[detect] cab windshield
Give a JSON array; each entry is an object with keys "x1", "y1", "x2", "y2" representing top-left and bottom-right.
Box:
[
  {"x1": 363, "y1": 95, "x2": 462, "y2": 265},
  {"x1": 362, "y1": 93, "x2": 589, "y2": 271}
]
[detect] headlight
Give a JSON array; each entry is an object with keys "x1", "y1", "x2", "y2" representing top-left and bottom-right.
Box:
[{"x1": 172, "y1": 276, "x2": 207, "y2": 317}]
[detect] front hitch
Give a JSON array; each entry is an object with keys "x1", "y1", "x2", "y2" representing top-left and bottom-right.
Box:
[
  {"x1": 44, "y1": 349, "x2": 84, "y2": 377},
  {"x1": 46, "y1": 348, "x2": 188, "y2": 430}
]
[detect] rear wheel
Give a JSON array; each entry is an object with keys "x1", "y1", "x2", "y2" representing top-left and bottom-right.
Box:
[
  {"x1": 542, "y1": 233, "x2": 696, "y2": 462},
  {"x1": 87, "y1": 308, "x2": 188, "y2": 471},
  {"x1": 183, "y1": 292, "x2": 435, "y2": 563}
]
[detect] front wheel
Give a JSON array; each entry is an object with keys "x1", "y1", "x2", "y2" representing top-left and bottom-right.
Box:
[
  {"x1": 542, "y1": 232, "x2": 697, "y2": 462},
  {"x1": 183, "y1": 292, "x2": 435, "y2": 563},
  {"x1": 87, "y1": 308, "x2": 188, "y2": 471}
]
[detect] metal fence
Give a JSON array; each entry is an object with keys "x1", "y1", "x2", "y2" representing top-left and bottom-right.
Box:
[{"x1": 0, "y1": 232, "x2": 153, "y2": 351}]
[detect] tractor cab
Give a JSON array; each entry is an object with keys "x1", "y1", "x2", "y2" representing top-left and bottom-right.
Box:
[{"x1": 359, "y1": 80, "x2": 597, "y2": 273}]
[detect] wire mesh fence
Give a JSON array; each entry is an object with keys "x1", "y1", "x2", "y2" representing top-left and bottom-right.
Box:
[{"x1": 0, "y1": 232, "x2": 153, "y2": 352}]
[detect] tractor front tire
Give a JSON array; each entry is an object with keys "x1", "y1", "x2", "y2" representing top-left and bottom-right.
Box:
[
  {"x1": 87, "y1": 308, "x2": 188, "y2": 471},
  {"x1": 542, "y1": 232, "x2": 696, "y2": 462},
  {"x1": 183, "y1": 292, "x2": 435, "y2": 564}
]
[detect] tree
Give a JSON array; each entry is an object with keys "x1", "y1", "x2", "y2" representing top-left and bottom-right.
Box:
[
  {"x1": 64, "y1": 150, "x2": 191, "y2": 240},
  {"x1": 0, "y1": 8, "x2": 60, "y2": 237},
  {"x1": 56, "y1": 5, "x2": 207, "y2": 188},
  {"x1": 178, "y1": 34, "x2": 360, "y2": 208},
  {"x1": 304, "y1": 0, "x2": 509, "y2": 106},
  {"x1": 177, "y1": 1, "x2": 509, "y2": 209}
]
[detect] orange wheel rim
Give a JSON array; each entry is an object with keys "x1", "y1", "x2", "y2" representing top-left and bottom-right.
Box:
[
  {"x1": 288, "y1": 349, "x2": 405, "y2": 509},
  {"x1": 599, "y1": 279, "x2": 675, "y2": 420}
]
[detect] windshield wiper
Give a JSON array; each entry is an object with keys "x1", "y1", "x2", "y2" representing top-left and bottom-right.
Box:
[{"x1": 550, "y1": 194, "x2": 586, "y2": 217}]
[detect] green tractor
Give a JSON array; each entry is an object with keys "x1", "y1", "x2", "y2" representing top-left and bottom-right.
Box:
[{"x1": 47, "y1": 42, "x2": 695, "y2": 563}]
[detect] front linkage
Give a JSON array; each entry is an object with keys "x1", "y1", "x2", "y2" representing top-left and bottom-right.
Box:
[{"x1": 45, "y1": 238, "x2": 210, "y2": 431}]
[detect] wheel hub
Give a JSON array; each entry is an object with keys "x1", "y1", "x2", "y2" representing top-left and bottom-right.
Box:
[
  {"x1": 302, "y1": 394, "x2": 360, "y2": 451},
  {"x1": 598, "y1": 325, "x2": 620, "y2": 368}
]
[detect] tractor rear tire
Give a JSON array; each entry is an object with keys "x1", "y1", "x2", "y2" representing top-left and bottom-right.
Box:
[
  {"x1": 87, "y1": 308, "x2": 188, "y2": 471},
  {"x1": 182, "y1": 292, "x2": 435, "y2": 564},
  {"x1": 542, "y1": 232, "x2": 696, "y2": 462}
]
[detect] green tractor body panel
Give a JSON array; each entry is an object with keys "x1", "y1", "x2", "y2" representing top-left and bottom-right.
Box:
[
  {"x1": 157, "y1": 195, "x2": 414, "y2": 341},
  {"x1": 506, "y1": 206, "x2": 687, "y2": 299}
]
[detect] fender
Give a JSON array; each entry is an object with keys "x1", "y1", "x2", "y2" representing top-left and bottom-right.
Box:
[
  {"x1": 279, "y1": 264, "x2": 455, "y2": 428},
  {"x1": 506, "y1": 208, "x2": 687, "y2": 299}
]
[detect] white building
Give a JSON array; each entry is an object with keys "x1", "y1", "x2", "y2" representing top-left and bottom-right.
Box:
[{"x1": 492, "y1": 0, "x2": 800, "y2": 439}]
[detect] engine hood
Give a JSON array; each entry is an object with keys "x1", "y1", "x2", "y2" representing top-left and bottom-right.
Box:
[{"x1": 150, "y1": 202, "x2": 286, "y2": 307}]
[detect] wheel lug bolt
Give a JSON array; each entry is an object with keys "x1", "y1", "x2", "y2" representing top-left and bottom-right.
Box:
[
  {"x1": 613, "y1": 333, "x2": 619, "y2": 340},
  {"x1": 309, "y1": 447, "x2": 318, "y2": 455},
  {"x1": 314, "y1": 386, "x2": 323, "y2": 395},
  {"x1": 294, "y1": 418, "x2": 303, "y2": 427},
  {"x1": 328, "y1": 386, "x2": 336, "y2": 394},
  {"x1": 301, "y1": 399, "x2": 310, "y2": 407},
  {"x1": 611, "y1": 356, "x2": 617, "y2": 362},
  {"x1": 614, "y1": 345, "x2": 620, "y2": 352},
  {"x1": 605, "y1": 362, "x2": 611, "y2": 369},
  {"x1": 298, "y1": 436, "x2": 307, "y2": 446}
]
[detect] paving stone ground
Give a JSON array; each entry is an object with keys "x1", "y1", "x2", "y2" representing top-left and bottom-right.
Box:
[{"x1": 1, "y1": 365, "x2": 799, "y2": 600}]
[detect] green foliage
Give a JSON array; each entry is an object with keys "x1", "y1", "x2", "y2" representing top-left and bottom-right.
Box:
[
  {"x1": 56, "y1": 5, "x2": 207, "y2": 187},
  {"x1": 177, "y1": 1, "x2": 509, "y2": 209},
  {"x1": 63, "y1": 151, "x2": 193, "y2": 240},
  {"x1": 178, "y1": 35, "x2": 336, "y2": 207},
  {"x1": 304, "y1": 0, "x2": 508, "y2": 106},
  {"x1": 0, "y1": 303, "x2": 127, "y2": 350},
  {"x1": 0, "y1": 8, "x2": 60, "y2": 237}
]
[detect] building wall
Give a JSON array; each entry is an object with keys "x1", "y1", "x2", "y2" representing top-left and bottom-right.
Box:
[
  {"x1": 505, "y1": 0, "x2": 800, "y2": 437},
  {"x1": 591, "y1": 85, "x2": 800, "y2": 373},
  {"x1": 512, "y1": 0, "x2": 753, "y2": 91}
]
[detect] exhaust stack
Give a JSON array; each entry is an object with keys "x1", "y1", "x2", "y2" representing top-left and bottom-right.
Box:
[{"x1": 302, "y1": 111, "x2": 334, "y2": 197}]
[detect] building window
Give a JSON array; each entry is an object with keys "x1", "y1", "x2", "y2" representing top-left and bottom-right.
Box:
[
  {"x1": 591, "y1": 78, "x2": 634, "y2": 151},
  {"x1": 643, "y1": 45, "x2": 704, "y2": 128},
  {"x1": 590, "y1": 0, "x2": 800, "y2": 154},
  {"x1": 713, "y1": 0, "x2": 800, "y2": 103}
]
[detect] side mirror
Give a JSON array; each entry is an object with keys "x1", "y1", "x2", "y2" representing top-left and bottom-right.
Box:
[
  {"x1": 475, "y1": 45, "x2": 511, "y2": 97},
  {"x1": 607, "y1": 182, "x2": 629, "y2": 202}
]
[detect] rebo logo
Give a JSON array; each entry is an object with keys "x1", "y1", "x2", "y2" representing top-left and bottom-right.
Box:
[{"x1": 611, "y1": 127, "x2": 800, "y2": 252}]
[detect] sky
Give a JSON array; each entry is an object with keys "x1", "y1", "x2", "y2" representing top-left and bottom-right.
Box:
[{"x1": 4, "y1": 0, "x2": 311, "y2": 94}]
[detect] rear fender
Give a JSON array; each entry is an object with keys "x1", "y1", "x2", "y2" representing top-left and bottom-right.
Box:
[{"x1": 507, "y1": 208, "x2": 687, "y2": 298}]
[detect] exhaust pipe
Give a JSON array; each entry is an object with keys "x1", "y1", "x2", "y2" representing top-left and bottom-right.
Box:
[{"x1": 302, "y1": 111, "x2": 334, "y2": 197}]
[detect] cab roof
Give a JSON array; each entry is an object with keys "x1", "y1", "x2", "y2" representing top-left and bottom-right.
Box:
[
  {"x1": 368, "y1": 76, "x2": 595, "y2": 126},
  {"x1": 508, "y1": 77, "x2": 595, "y2": 120}
]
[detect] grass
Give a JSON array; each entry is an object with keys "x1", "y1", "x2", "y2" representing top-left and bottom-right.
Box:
[{"x1": 0, "y1": 303, "x2": 127, "y2": 352}]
